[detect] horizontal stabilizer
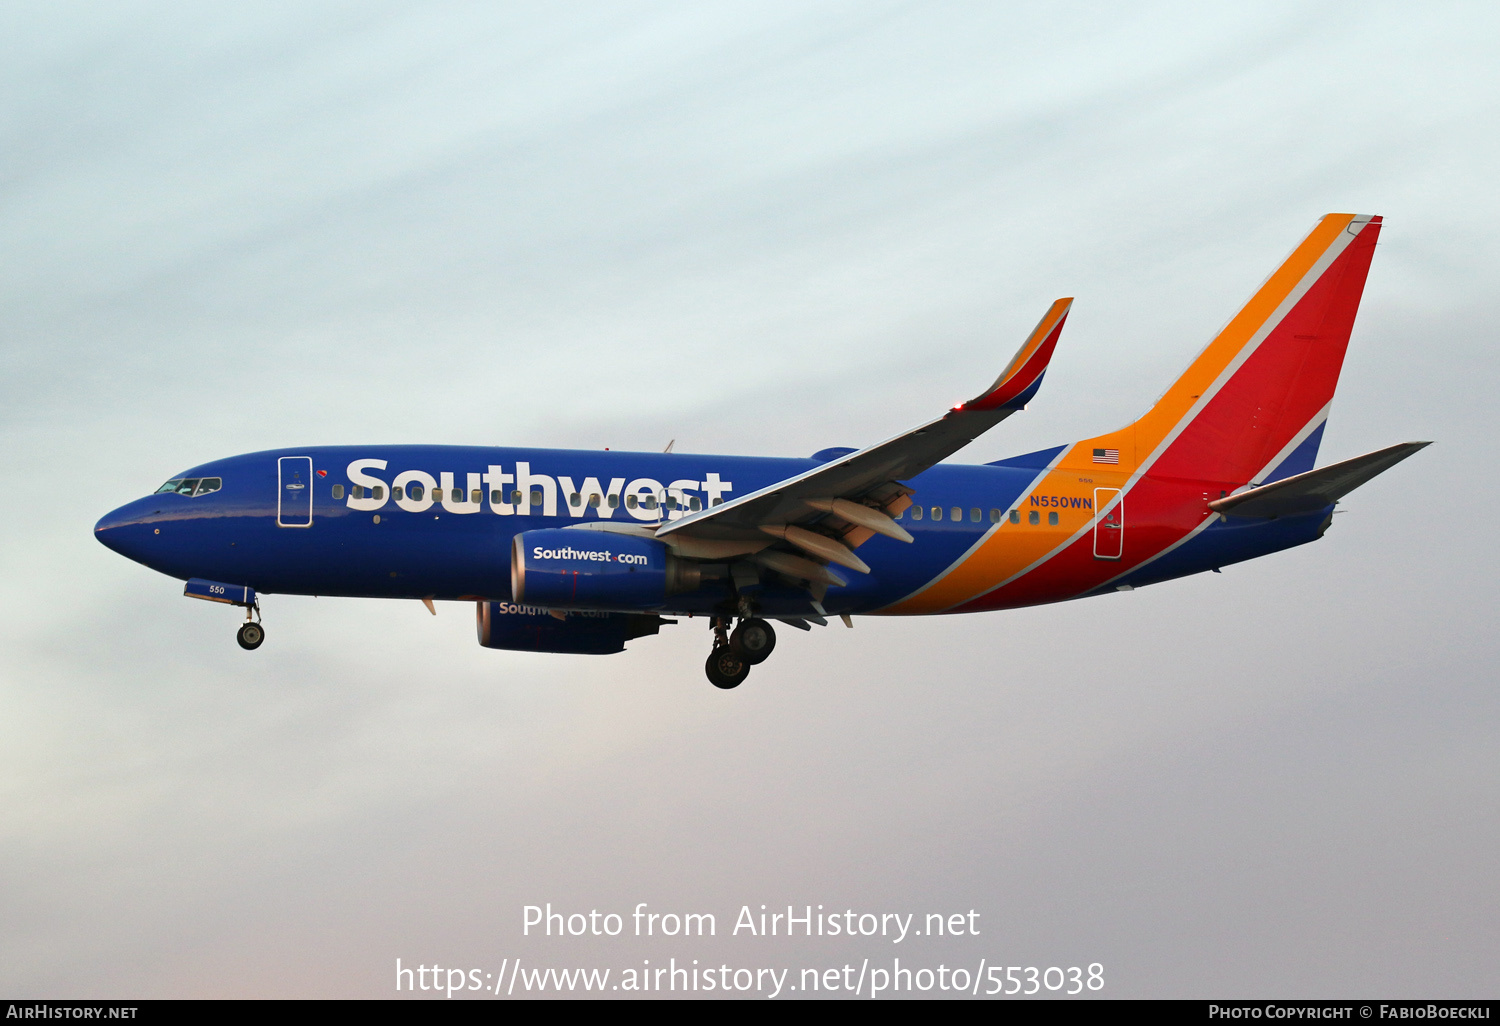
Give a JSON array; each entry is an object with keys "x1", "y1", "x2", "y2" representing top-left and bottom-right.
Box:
[{"x1": 1209, "y1": 442, "x2": 1430, "y2": 518}]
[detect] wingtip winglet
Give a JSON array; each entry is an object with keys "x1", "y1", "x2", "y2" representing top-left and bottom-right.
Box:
[{"x1": 961, "y1": 297, "x2": 1072, "y2": 412}]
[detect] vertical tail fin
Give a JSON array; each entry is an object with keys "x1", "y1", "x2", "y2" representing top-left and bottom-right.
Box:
[{"x1": 1072, "y1": 214, "x2": 1382, "y2": 485}]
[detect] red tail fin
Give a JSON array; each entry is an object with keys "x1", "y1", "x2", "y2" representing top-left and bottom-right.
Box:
[{"x1": 1070, "y1": 214, "x2": 1382, "y2": 485}]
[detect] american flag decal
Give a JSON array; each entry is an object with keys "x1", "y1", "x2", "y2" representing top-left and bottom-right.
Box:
[{"x1": 1093, "y1": 448, "x2": 1119, "y2": 464}]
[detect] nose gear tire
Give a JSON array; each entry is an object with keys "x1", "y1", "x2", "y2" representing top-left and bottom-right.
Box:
[{"x1": 237, "y1": 622, "x2": 265, "y2": 650}]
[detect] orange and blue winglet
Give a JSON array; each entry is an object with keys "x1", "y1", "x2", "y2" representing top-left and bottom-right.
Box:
[{"x1": 959, "y1": 298, "x2": 1073, "y2": 412}]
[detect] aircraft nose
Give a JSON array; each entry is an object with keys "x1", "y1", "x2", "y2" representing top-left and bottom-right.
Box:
[{"x1": 94, "y1": 498, "x2": 156, "y2": 561}]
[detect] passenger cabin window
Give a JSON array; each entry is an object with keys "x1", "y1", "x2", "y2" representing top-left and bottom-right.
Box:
[
  {"x1": 989, "y1": 509, "x2": 1000, "y2": 523},
  {"x1": 970, "y1": 508, "x2": 980, "y2": 522},
  {"x1": 931, "y1": 507, "x2": 942, "y2": 521},
  {"x1": 1028, "y1": 510, "x2": 1040, "y2": 525},
  {"x1": 1009, "y1": 509, "x2": 1020, "y2": 525},
  {"x1": 1048, "y1": 511, "x2": 1059, "y2": 526},
  {"x1": 393, "y1": 486, "x2": 405, "y2": 500},
  {"x1": 490, "y1": 490, "x2": 502, "y2": 503},
  {"x1": 626, "y1": 495, "x2": 638, "y2": 509},
  {"x1": 911, "y1": 506, "x2": 923, "y2": 521},
  {"x1": 451, "y1": 488, "x2": 462, "y2": 502},
  {"x1": 569, "y1": 492, "x2": 582, "y2": 507},
  {"x1": 332, "y1": 484, "x2": 345, "y2": 500},
  {"x1": 373, "y1": 486, "x2": 384, "y2": 500},
  {"x1": 951, "y1": 507, "x2": 961, "y2": 522},
  {"x1": 431, "y1": 487, "x2": 442, "y2": 501},
  {"x1": 511, "y1": 490, "x2": 523, "y2": 504},
  {"x1": 530, "y1": 490, "x2": 543, "y2": 506},
  {"x1": 471, "y1": 489, "x2": 482, "y2": 504},
  {"x1": 353, "y1": 485, "x2": 365, "y2": 499},
  {"x1": 690, "y1": 496, "x2": 701, "y2": 511},
  {"x1": 643, "y1": 496, "x2": 658, "y2": 510},
  {"x1": 607, "y1": 495, "x2": 619, "y2": 508},
  {"x1": 589, "y1": 495, "x2": 601, "y2": 508}
]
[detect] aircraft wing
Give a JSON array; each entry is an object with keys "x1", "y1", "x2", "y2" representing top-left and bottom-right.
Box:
[
  {"x1": 655, "y1": 298, "x2": 1072, "y2": 576},
  {"x1": 1209, "y1": 441, "x2": 1431, "y2": 519}
]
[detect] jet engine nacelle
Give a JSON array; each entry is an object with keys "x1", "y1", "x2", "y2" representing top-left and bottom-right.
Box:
[
  {"x1": 510, "y1": 529, "x2": 700, "y2": 611},
  {"x1": 475, "y1": 601, "x2": 666, "y2": 655}
]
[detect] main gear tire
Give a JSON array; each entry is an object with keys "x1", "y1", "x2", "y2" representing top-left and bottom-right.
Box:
[
  {"x1": 730, "y1": 618, "x2": 777, "y2": 665},
  {"x1": 705, "y1": 646, "x2": 750, "y2": 689}
]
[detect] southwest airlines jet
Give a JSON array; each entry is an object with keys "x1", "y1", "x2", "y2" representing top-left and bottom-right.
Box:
[{"x1": 96, "y1": 214, "x2": 1425, "y2": 688}]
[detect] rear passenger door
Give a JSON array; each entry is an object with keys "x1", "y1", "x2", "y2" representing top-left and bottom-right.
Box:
[{"x1": 1093, "y1": 488, "x2": 1122, "y2": 559}]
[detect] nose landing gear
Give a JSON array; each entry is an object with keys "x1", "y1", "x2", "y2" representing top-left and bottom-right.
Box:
[
  {"x1": 703, "y1": 616, "x2": 778, "y2": 688},
  {"x1": 235, "y1": 601, "x2": 264, "y2": 650},
  {"x1": 237, "y1": 621, "x2": 265, "y2": 650}
]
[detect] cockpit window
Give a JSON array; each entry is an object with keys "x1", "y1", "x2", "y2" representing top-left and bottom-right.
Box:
[{"x1": 155, "y1": 476, "x2": 222, "y2": 497}]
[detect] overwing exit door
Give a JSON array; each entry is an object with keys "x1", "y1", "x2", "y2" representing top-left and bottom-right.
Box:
[
  {"x1": 1093, "y1": 487, "x2": 1122, "y2": 559},
  {"x1": 278, "y1": 456, "x2": 314, "y2": 527}
]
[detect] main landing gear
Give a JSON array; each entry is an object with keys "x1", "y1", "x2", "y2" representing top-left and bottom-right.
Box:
[
  {"x1": 236, "y1": 602, "x2": 265, "y2": 651},
  {"x1": 704, "y1": 616, "x2": 777, "y2": 689},
  {"x1": 705, "y1": 646, "x2": 749, "y2": 689}
]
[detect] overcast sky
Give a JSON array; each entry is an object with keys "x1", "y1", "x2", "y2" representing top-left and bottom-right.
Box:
[{"x1": 2, "y1": 1, "x2": 1497, "y2": 999}]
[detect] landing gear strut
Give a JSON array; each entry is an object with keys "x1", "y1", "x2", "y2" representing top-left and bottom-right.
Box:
[
  {"x1": 236, "y1": 601, "x2": 264, "y2": 650},
  {"x1": 703, "y1": 615, "x2": 746, "y2": 689}
]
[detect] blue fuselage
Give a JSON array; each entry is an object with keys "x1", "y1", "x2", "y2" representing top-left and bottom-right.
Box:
[{"x1": 95, "y1": 444, "x2": 1329, "y2": 618}]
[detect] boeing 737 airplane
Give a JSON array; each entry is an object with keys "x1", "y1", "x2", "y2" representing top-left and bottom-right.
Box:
[{"x1": 96, "y1": 214, "x2": 1426, "y2": 687}]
